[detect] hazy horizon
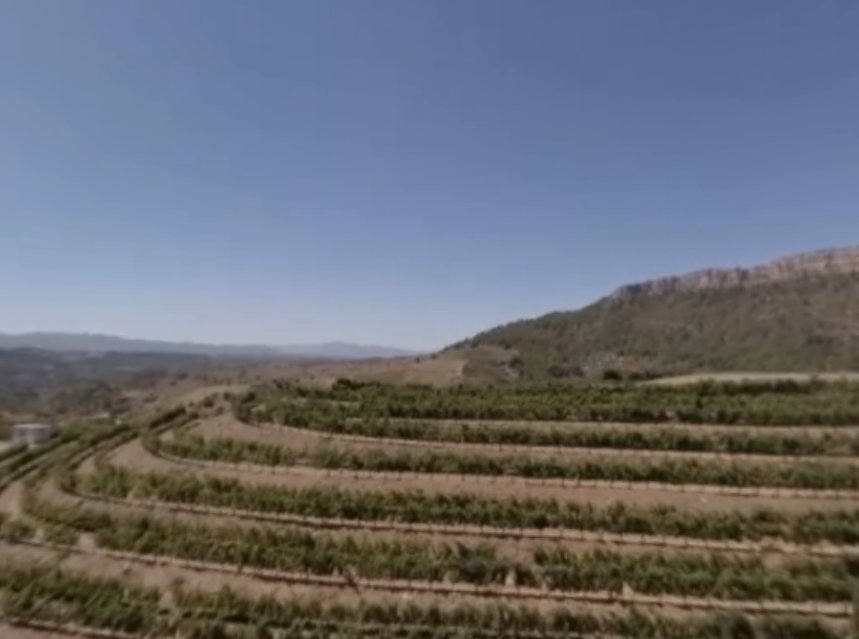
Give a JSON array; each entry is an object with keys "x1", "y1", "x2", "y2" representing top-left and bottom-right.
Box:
[{"x1": 0, "y1": 329, "x2": 425, "y2": 352}]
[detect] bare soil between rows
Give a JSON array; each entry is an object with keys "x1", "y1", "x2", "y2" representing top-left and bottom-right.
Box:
[
  {"x1": 36, "y1": 477, "x2": 598, "y2": 566},
  {"x1": 134, "y1": 434, "x2": 859, "y2": 511},
  {"x1": 360, "y1": 416, "x2": 859, "y2": 436},
  {"x1": 1, "y1": 537, "x2": 849, "y2": 618},
  {"x1": 236, "y1": 420, "x2": 859, "y2": 465},
  {"x1": 188, "y1": 414, "x2": 859, "y2": 472},
  {"x1": 272, "y1": 412, "x2": 859, "y2": 435},
  {"x1": 110, "y1": 440, "x2": 859, "y2": 513},
  {"x1": 3, "y1": 424, "x2": 857, "y2": 635},
  {"x1": 60, "y1": 472, "x2": 859, "y2": 560},
  {"x1": 17, "y1": 437, "x2": 857, "y2": 569},
  {"x1": 0, "y1": 541, "x2": 621, "y2": 618}
]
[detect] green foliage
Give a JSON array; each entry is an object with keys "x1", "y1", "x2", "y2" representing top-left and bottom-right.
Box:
[
  {"x1": 5, "y1": 373, "x2": 858, "y2": 639},
  {"x1": 152, "y1": 431, "x2": 859, "y2": 491},
  {"x1": 78, "y1": 463, "x2": 859, "y2": 545},
  {"x1": 0, "y1": 563, "x2": 841, "y2": 639},
  {"x1": 0, "y1": 564, "x2": 161, "y2": 634},
  {"x1": 172, "y1": 585, "x2": 841, "y2": 639},
  {"x1": 449, "y1": 272, "x2": 859, "y2": 379},
  {"x1": 23, "y1": 494, "x2": 859, "y2": 603},
  {"x1": 245, "y1": 378, "x2": 859, "y2": 425},
  {"x1": 256, "y1": 401, "x2": 859, "y2": 457}
]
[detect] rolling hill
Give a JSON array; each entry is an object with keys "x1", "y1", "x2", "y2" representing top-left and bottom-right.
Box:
[{"x1": 450, "y1": 246, "x2": 859, "y2": 380}]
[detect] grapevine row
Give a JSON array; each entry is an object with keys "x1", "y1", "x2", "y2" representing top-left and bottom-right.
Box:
[
  {"x1": 0, "y1": 563, "x2": 844, "y2": 639},
  {"x1": 242, "y1": 378, "x2": 859, "y2": 425},
  {"x1": 76, "y1": 463, "x2": 859, "y2": 546},
  {"x1": 250, "y1": 401, "x2": 859, "y2": 458},
  {"x1": 19, "y1": 491, "x2": 859, "y2": 604},
  {"x1": 150, "y1": 433, "x2": 859, "y2": 491}
]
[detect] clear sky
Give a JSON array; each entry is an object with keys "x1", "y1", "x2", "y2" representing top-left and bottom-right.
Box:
[{"x1": 1, "y1": 1, "x2": 858, "y2": 350}]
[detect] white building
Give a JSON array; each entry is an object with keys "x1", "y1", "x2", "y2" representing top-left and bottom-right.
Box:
[{"x1": 12, "y1": 423, "x2": 54, "y2": 448}]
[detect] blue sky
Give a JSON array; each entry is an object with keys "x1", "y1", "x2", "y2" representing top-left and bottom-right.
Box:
[{"x1": 1, "y1": 1, "x2": 857, "y2": 350}]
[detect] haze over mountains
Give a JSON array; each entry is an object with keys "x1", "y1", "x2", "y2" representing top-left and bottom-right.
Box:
[
  {"x1": 453, "y1": 245, "x2": 859, "y2": 379},
  {"x1": 273, "y1": 341, "x2": 425, "y2": 360},
  {"x1": 0, "y1": 332, "x2": 423, "y2": 361}
]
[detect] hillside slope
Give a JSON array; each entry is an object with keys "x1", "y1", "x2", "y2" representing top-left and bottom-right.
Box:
[{"x1": 451, "y1": 246, "x2": 859, "y2": 380}]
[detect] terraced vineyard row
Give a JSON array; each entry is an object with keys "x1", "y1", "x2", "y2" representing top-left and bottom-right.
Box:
[
  {"x1": 72, "y1": 463, "x2": 859, "y2": 546},
  {"x1": 247, "y1": 396, "x2": 859, "y2": 456},
  {"x1": 247, "y1": 420, "x2": 859, "y2": 464},
  {"x1": 4, "y1": 380, "x2": 859, "y2": 638},
  {"x1": 27, "y1": 490, "x2": 859, "y2": 603},
  {"x1": 1, "y1": 563, "x2": 841, "y2": 639},
  {"x1": 148, "y1": 430, "x2": 859, "y2": 491},
  {"x1": 259, "y1": 378, "x2": 859, "y2": 425}
]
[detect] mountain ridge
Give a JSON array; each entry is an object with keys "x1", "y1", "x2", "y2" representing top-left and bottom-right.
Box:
[
  {"x1": 610, "y1": 245, "x2": 859, "y2": 299},
  {"x1": 453, "y1": 244, "x2": 859, "y2": 379},
  {"x1": 0, "y1": 332, "x2": 420, "y2": 361}
]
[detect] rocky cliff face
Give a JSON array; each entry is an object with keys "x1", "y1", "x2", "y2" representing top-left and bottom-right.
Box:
[{"x1": 611, "y1": 246, "x2": 859, "y2": 299}]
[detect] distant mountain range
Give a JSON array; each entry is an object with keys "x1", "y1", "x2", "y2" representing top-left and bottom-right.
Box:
[
  {"x1": 0, "y1": 332, "x2": 423, "y2": 361},
  {"x1": 275, "y1": 341, "x2": 425, "y2": 360}
]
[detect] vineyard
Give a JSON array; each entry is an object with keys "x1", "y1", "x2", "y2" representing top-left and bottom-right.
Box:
[{"x1": 4, "y1": 379, "x2": 859, "y2": 638}]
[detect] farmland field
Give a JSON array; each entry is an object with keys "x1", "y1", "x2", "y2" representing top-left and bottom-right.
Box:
[{"x1": 3, "y1": 378, "x2": 859, "y2": 638}]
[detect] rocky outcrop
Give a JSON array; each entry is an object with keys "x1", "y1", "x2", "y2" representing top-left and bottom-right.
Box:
[{"x1": 611, "y1": 246, "x2": 859, "y2": 299}]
